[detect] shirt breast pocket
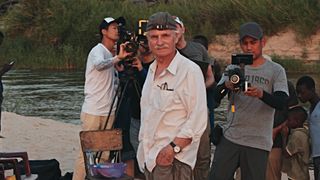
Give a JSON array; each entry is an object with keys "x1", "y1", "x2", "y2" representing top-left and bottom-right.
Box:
[{"x1": 151, "y1": 90, "x2": 176, "y2": 112}]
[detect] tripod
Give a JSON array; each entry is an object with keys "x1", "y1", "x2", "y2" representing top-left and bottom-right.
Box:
[
  {"x1": 97, "y1": 69, "x2": 142, "y2": 162},
  {"x1": 103, "y1": 70, "x2": 141, "y2": 130}
]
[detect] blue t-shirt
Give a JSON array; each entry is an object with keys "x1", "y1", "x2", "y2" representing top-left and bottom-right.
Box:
[
  {"x1": 309, "y1": 101, "x2": 320, "y2": 157},
  {"x1": 0, "y1": 79, "x2": 3, "y2": 97}
]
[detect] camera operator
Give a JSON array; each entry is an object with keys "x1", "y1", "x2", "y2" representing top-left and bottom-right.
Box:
[
  {"x1": 208, "y1": 22, "x2": 289, "y2": 180},
  {"x1": 113, "y1": 34, "x2": 154, "y2": 178},
  {"x1": 173, "y1": 16, "x2": 214, "y2": 180},
  {"x1": 128, "y1": 35, "x2": 155, "y2": 154},
  {"x1": 72, "y1": 16, "x2": 131, "y2": 180}
]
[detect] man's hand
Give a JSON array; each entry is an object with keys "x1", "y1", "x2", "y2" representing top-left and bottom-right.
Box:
[
  {"x1": 224, "y1": 81, "x2": 236, "y2": 91},
  {"x1": 272, "y1": 121, "x2": 287, "y2": 140},
  {"x1": 156, "y1": 145, "x2": 175, "y2": 166},
  {"x1": 117, "y1": 43, "x2": 133, "y2": 60},
  {"x1": 115, "y1": 63, "x2": 124, "y2": 72},
  {"x1": 244, "y1": 86, "x2": 263, "y2": 98},
  {"x1": 131, "y1": 58, "x2": 143, "y2": 71}
]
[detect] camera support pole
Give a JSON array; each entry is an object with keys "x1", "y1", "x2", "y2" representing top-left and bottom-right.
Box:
[
  {"x1": 96, "y1": 75, "x2": 141, "y2": 162},
  {"x1": 239, "y1": 62, "x2": 245, "y2": 76}
]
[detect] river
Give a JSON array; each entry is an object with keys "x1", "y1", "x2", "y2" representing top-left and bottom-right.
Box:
[{"x1": 1, "y1": 70, "x2": 320, "y2": 125}]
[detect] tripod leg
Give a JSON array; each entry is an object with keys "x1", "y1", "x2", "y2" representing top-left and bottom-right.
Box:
[
  {"x1": 102, "y1": 83, "x2": 122, "y2": 130},
  {"x1": 132, "y1": 79, "x2": 142, "y2": 98},
  {"x1": 114, "y1": 79, "x2": 131, "y2": 121},
  {"x1": 97, "y1": 79, "x2": 130, "y2": 162}
]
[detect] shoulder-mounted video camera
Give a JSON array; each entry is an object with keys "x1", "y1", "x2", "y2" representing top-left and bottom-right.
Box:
[
  {"x1": 117, "y1": 19, "x2": 148, "y2": 59},
  {"x1": 117, "y1": 19, "x2": 148, "y2": 78},
  {"x1": 227, "y1": 53, "x2": 253, "y2": 91}
]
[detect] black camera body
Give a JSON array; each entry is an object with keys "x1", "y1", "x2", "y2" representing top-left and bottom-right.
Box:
[
  {"x1": 117, "y1": 19, "x2": 148, "y2": 78},
  {"x1": 118, "y1": 27, "x2": 139, "y2": 58},
  {"x1": 117, "y1": 19, "x2": 148, "y2": 57},
  {"x1": 228, "y1": 67, "x2": 250, "y2": 91},
  {"x1": 227, "y1": 53, "x2": 253, "y2": 91}
]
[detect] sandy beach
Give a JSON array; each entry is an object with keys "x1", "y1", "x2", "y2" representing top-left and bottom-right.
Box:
[
  {"x1": 0, "y1": 111, "x2": 81, "y2": 175},
  {"x1": 0, "y1": 111, "x2": 315, "y2": 179}
]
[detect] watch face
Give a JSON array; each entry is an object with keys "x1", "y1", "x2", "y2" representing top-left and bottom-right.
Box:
[{"x1": 173, "y1": 146, "x2": 181, "y2": 153}]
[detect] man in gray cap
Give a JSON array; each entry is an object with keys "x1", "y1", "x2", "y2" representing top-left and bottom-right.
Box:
[
  {"x1": 137, "y1": 12, "x2": 207, "y2": 180},
  {"x1": 174, "y1": 15, "x2": 214, "y2": 180},
  {"x1": 208, "y1": 22, "x2": 289, "y2": 180}
]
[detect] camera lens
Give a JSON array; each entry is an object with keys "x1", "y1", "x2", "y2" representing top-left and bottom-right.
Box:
[{"x1": 230, "y1": 74, "x2": 240, "y2": 84}]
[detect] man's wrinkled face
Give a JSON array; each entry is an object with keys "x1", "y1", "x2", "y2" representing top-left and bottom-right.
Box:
[{"x1": 147, "y1": 29, "x2": 177, "y2": 58}]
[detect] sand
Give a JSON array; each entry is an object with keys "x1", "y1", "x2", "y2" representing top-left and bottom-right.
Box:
[
  {"x1": 0, "y1": 111, "x2": 81, "y2": 175},
  {"x1": 209, "y1": 29, "x2": 320, "y2": 63},
  {"x1": 0, "y1": 112, "x2": 315, "y2": 179}
]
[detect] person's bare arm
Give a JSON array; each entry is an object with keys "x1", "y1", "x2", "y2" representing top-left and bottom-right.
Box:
[
  {"x1": 205, "y1": 65, "x2": 215, "y2": 88},
  {"x1": 0, "y1": 63, "x2": 13, "y2": 77}
]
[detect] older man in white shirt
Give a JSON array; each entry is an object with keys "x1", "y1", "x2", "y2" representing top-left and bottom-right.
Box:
[{"x1": 137, "y1": 12, "x2": 208, "y2": 180}]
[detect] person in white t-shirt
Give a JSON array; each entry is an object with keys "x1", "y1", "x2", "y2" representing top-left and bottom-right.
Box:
[{"x1": 72, "y1": 16, "x2": 131, "y2": 180}]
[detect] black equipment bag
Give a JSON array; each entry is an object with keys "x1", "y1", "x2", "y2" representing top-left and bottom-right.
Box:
[{"x1": 19, "y1": 159, "x2": 61, "y2": 180}]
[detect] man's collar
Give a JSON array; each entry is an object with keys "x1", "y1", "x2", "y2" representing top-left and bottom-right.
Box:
[{"x1": 149, "y1": 50, "x2": 181, "y2": 76}]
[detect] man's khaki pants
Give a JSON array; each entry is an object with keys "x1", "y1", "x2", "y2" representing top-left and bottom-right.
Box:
[
  {"x1": 266, "y1": 148, "x2": 282, "y2": 180},
  {"x1": 145, "y1": 159, "x2": 193, "y2": 180},
  {"x1": 194, "y1": 120, "x2": 211, "y2": 180},
  {"x1": 72, "y1": 112, "x2": 115, "y2": 180}
]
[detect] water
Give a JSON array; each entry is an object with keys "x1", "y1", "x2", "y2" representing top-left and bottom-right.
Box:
[
  {"x1": 1, "y1": 70, "x2": 320, "y2": 125},
  {"x1": 2, "y1": 70, "x2": 84, "y2": 124}
]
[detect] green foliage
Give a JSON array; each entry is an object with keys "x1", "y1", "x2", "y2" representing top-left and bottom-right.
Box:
[
  {"x1": 0, "y1": 0, "x2": 320, "y2": 70},
  {"x1": 272, "y1": 55, "x2": 320, "y2": 74}
]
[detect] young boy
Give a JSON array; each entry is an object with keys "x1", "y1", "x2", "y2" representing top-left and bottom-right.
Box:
[
  {"x1": 296, "y1": 75, "x2": 320, "y2": 180},
  {"x1": 281, "y1": 106, "x2": 310, "y2": 180}
]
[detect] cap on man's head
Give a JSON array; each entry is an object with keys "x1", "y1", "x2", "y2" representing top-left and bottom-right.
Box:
[
  {"x1": 239, "y1": 22, "x2": 263, "y2": 41},
  {"x1": 173, "y1": 16, "x2": 184, "y2": 27},
  {"x1": 99, "y1": 16, "x2": 125, "y2": 31},
  {"x1": 146, "y1": 12, "x2": 177, "y2": 31}
]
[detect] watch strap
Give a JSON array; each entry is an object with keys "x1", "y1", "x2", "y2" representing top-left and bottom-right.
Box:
[{"x1": 170, "y1": 141, "x2": 176, "y2": 148}]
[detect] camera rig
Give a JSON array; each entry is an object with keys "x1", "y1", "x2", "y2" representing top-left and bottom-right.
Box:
[
  {"x1": 116, "y1": 19, "x2": 148, "y2": 79},
  {"x1": 227, "y1": 53, "x2": 253, "y2": 91}
]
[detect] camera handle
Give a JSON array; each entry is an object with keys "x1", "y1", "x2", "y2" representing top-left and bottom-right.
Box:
[
  {"x1": 239, "y1": 62, "x2": 246, "y2": 76},
  {"x1": 230, "y1": 62, "x2": 246, "y2": 113}
]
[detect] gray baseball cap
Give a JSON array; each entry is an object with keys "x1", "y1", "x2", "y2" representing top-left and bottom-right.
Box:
[
  {"x1": 239, "y1": 22, "x2": 263, "y2": 40},
  {"x1": 146, "y1": 12, "x2": 177, "y2": 31}
]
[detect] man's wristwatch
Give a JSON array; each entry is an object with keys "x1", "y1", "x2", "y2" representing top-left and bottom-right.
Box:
[{"x1": 170, "y1": 141, "x2": 181, "y2": 153}]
